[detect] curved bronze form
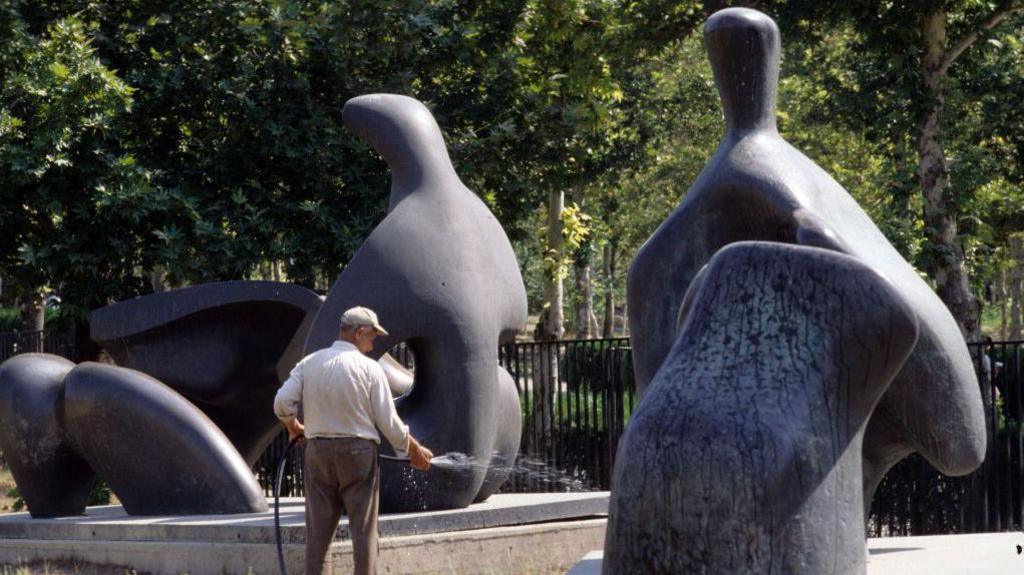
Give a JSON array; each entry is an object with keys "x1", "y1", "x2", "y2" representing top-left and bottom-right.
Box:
[
  {"x1": 0, "y1": 354, "x2": 94, "y2": 517},
  {"x1": 90, "y1": 280, "x2": 322, "y2": 465},
  {"x1": 625, "y1": 7, "x2": 985, "y2": 512},
  {"x1": 304, "y1": 94, "x2": 527, "y2": 511},
  {"x1": 606, "y1": 242, "x2": 919, "y2": 574},
  {"x1": 62, "y1": 362, "x2": 267, "y2": 515}
]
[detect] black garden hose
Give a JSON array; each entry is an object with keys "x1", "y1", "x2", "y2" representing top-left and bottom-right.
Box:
[{"x1": 274, "y1": 437, "x2": 299, "y2": 575}]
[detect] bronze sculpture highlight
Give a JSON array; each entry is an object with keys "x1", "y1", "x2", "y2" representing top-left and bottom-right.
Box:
[
  {"x1": 63, "y1": 362, "x2": 267, "y2": 515},
  {"x1": 0, "y1": 281, "x2": 318, "y2": 516}
]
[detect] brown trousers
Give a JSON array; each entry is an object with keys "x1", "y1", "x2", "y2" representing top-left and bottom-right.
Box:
[{"x1": 304, "y1": 437, "x2": 379, "y2": 575}]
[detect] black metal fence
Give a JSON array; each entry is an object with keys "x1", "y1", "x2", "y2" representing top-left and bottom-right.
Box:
[
  {"x1": 868, "y1": 340, "x2": 1024, "y2": 535},
  {"x1": 257, "y1": 337, "x2": 1024, "y2": 536},
  {"x1": 6, "y1": 328, "x2": 1023, "y2": 536},
  {"x1": 0, "y1": 330, "x2": 76, "y2": 362},
  {"x1": 253, "y1": 337, "x2": 637, "y2": 497},
  {"x1": 497, "y1": 338, "x2": 635, "y2": 492}
]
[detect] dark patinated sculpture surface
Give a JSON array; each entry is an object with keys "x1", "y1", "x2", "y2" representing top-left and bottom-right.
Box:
[
  {"x1": 0, "y1": 354, "x2": 95, "y2": 517},
  {"x1": 625, "y1": 7, "x2": 985, "y2": 510},
  {"x1": 605, "y1": 242, "x2": 919, "y2": 574},
  {"x1": 303, "y1": 94, "x2": 527, "y2": 512},
  {"x1": 90, "y1": 280, "x2": 321, "y2": 465},
  {"x1": 62, "y1": 362, "x2": 267, "y2": 515}
]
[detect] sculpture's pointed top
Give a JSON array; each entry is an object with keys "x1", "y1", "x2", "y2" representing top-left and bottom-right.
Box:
[
  {"x1": 343, "y1": 94, "x2": 458, "y2": 205},
  {"x1": 704, "y1": 7, "x2": 778, "y2": 35},
  {"x1": 704, "y1": 8, "x2": 780, "y2": 133},
  {"x1": 343, "y1": 94, "x2": 443, "y2": 155}
]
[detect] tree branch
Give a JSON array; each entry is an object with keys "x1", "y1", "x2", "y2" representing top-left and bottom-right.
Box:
[{"x1": 940, "y1": 4, "x2": 1024, "y2": 76}]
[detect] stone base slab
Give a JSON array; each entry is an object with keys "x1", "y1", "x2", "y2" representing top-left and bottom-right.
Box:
[
  {"x1": 568, "y1": 531, "x2": 1024, "y2": 575},
  {"x1": 0, "y1": 519, "x2": 606, "y2": 575},
  {"x1": 0, "y1": 493, "x2": 609, "y2": 574}
]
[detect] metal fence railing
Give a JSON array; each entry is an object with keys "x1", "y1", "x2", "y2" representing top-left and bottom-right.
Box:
[
  {"x1": 498, "y1": 338, "x2": 635, "y2": 492},
  {"x1": 7, "y1": 328, "x2": 1023, "y2": 535},
  {"x1": 868, "y1": 340, "x2": 1024, "y2": 535},
  {"x1": 256, "y1": 338, "x2": 1024, "y2": 537},
  {"x1": 0, "y1": 330, "x2": 76, "y2": 363}
]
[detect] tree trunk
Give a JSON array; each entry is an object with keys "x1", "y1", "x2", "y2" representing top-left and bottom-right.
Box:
[
  {"x1": 575, "y1": 248, "x2": 598, "y2": 339},
  {"x1": 530, "y1": 190, "x2": 566, "y2": 461},
  {"x1": 917, "y1": 8, "x2": 981, "y2": 341},
  {"x1": 20, "y1": 291, "x2": 44, "y2": 332},
  {"x1": 603, "y1": 242, "x2": 616, "y2": 337},
  {"x1": 997, "y1": 266, "x2": 1008, "y2": 340},
  {"x1": 149, "y1": 266, "x2": 168, "y2": 293},
  {"x1": 19, "y1": 290, "x2": 45, "y2": 353},
  {"x1": 1010, "y1": 235, "x2": 1023, "y2": 341},
  {"x1": 536, "y1": 189, "x2": 565, "y2": 341}
]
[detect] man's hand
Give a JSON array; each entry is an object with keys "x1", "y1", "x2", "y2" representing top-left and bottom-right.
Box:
[
  {"x1": 408, "y1": 436, "x2": 433, "y2": 471},
  {"x1": 283, "y1": 418, "x2": 305, "y2": 444}
]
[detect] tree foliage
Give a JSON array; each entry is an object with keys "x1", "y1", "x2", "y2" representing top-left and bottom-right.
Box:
[
  {"x1": 0, "y1": 0, "x2": 1021, "y2": 336},
  {"x1": 0, "y1": 12, "x2": 156, "y2": 319}
]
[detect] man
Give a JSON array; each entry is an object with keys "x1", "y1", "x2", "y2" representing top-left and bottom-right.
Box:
[{"x1": 274, "y1": 306, "x2": 433, "y2": 575}]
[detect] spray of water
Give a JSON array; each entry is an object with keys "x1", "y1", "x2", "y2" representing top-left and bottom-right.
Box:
[{"x1": 408, "y1": 451, "x2": 591, "y2": 492}]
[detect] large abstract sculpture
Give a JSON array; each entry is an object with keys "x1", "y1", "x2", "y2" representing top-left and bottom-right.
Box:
[
  {"x1": 625, "y1": 7, "x2": 985, "y2": 514},
  {"x1": 62, "y1": 362, "x2": 268, "y2": 515},
  {"x1": 0, "y1": 281, "x2": 320, "y2": 516},
  {"x1": 605, "y1": 242, "x2": 919, "y2": 574},
  {"x1": 0, "y1": 97, "x2": 527, "y2": 516},
  {"x1": 90, "y1": 280, "x2": 322, "y2": 465},
  {"x1": 303, "y1": 94, "x2": 528, "y2": 512},
  {"x1": 0, "y1": 354, "x2": 94, "y2": 518}
]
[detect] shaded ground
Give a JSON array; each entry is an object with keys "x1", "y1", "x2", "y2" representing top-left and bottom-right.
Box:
[
  {"x1": 0, "y1": 560, "x2": 144, "y2": 575},
  {"x1": 0, "y1": 468, "x2": 18, "y2": 513},
  {"x1": 0, "y1": 465, "x2": 119, "y2": 514},
  {"x1": 0, "y1": 562, "x2": 566, "y2": 575}
]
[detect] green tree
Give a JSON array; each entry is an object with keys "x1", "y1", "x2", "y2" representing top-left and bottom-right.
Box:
[
  {"x1": 766, "y1": 0, "x2": 1024, "y2": 339},
  {"x1": 6, "y1": 0, "x2": 711, "y2": 325},
  {"x1": 0, "y1": 14, "x2": 149, "y2": 327}
]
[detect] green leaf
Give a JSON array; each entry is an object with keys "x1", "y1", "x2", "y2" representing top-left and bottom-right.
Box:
[{"x1": 48, "y1": 62, "x2": 70, "y2": 79}]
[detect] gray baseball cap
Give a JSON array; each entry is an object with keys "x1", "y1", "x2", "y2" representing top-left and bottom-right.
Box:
[{"x1": 340, "y1": 306, "x2": 389, "y2": 336}]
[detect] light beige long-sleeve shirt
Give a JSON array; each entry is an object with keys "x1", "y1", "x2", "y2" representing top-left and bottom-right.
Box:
[{"x1": 273, "y1": 340, "x2": 410, "y2": 455}]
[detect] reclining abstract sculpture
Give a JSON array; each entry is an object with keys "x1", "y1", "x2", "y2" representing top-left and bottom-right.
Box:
[
  {"x1": 605, "y1": 242, "x2": 919, "y2": 574},
  {"x1": 303, "y1": 94, "x2": 528, "y2": 512},
  {"x1": 0, "y1": 354, "x2": 93, "y2": 517},
  {"x1": 62, "y1": 362, "x2": 268, "y2": 515},
  {"x1": 0, "y1": 281, "x2": 321, "y2": 516},
  {"x1": 625, "y1": 7, "x2": 985, "y2": 518}
]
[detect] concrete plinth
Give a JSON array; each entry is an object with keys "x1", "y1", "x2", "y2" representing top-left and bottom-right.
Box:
[
  {"x1": 868, "y1": 532, "x2": 1024, "y2": 574},
  {"x1": 567, "y1": 532, "x2": 1024, "y2": 575},
  {"x1": 0, "y1": 492, "x2": 608, "y2": 575}
]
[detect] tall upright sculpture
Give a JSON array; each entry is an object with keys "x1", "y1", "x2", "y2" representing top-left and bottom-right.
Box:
[
  {"x1": 605, "y1": 242, "x2": 919, "y2": 574},
  {"x1": 0, "y1": 96, "x2": 527, "y2": 515},
  {"x1": 303, "y1": 94, "x2": 527, "y2": 512},
  {"x1": 625, "y1": 7, "x2": 985, "y2": 512}
]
